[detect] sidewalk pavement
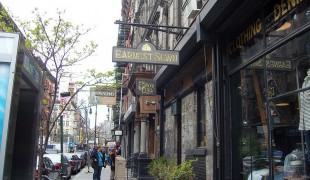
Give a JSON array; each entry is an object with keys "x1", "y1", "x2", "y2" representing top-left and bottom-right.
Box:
[{"x1": 72, "y1": 166, "x2": 111, "y2": 180}]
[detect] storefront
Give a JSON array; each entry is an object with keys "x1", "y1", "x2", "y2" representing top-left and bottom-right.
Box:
[
  {"x1": 225, "y1": 0, "x2": 310, "y2": 179},
  {"x1": 159, "y1": 45, "x2": 212, "y2": 179}
]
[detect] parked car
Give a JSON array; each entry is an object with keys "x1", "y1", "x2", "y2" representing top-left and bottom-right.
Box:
[
  {"x1": 71, "y1": 154, "x2": 83, "y2": 170},
  {"x1": 44, "y1": 154, "x2": 72, "y2": 179},
  {"x1": 74, "y1": 151, "x2": 87, "y2": 168},
  {"x1": 45, "y1": 149, "x2": 59, "y2": 154},
  {"x1": 63, "y1": 153, "x2": 80, "y2": 174},
  {"x1": 36, "y1": 156, "x2": 61, "y2": 180}
]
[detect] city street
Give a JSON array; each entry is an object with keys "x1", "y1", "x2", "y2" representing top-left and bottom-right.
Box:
[{"x1": 72, "y1": 166, "x2": 111, "y2": 180}]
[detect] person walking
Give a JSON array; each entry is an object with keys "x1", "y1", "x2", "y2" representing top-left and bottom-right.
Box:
[
  {"x1": 110, "y1": 148, "x2": 117, "y2": 180},
  {"x1": 91, "y1": 146, "x2": 106, "y2": 180},
  {"x1": 86, "y1": 150, "x2": 92, "y2": 173}
]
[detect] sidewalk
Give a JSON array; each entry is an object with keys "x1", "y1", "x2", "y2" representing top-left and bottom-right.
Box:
[{"x1": 72, "y1": 166, "x2": 111, "y2": 180}]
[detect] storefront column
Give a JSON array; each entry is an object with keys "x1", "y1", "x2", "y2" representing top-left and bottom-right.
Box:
[
  {"x1": 133, "y1": 120, "x2": 140, "y2": 154},
  {"x1": 140, "y1": 114, "x2": 147, "y2": 156}
]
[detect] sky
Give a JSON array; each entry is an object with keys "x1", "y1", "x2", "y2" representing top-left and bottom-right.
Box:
[{"x1": 1, "y1": 0, "x2": 122, "y2": 128}]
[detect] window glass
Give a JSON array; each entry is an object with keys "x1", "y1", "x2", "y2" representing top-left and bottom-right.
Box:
[
  {"x1": 231, "y1": 64, "x2": 266, "y2": 179},
  {"x1": 231, "y1": 30, "x2": 310, "y2": 179},
  {"x1": 265, "y1": 1, "x2": 310, "y2": 47},
  {"x1": 228, "y1": 15, "x2": 264, "y2": 71}
]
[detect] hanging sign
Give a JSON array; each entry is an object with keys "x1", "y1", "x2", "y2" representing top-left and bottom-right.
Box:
[
  {"x1": 89, "y1": 87, "x2": 117, "y2": 105},
  {"x1": 136, "y1": 80, "x2": 156, "y2": 96},
  {"x1": 112, "y1": 41, "x2": 179, "y2": 65}
]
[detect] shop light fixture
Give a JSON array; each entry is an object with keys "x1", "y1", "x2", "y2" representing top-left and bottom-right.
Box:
[
  {"x1": 276, "y1": 22, "x2": 291, "y2": 31},
  {"x1": 275, "y1": 102, "x2": 289, "y2": 106}
]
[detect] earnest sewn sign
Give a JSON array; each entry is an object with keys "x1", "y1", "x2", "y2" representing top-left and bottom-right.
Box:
[{"x1": 112, "y1": 41, "x2": 179, "y2": 65}]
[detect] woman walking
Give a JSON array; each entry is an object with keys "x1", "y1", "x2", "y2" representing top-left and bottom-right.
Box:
[{"x1": 91, "y1": 146, "x2": 105, "y2": 180}]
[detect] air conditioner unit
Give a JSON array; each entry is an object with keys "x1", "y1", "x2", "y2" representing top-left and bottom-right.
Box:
[{"x1": 187, "y1": 9, "x2": 200, "y2": 19}]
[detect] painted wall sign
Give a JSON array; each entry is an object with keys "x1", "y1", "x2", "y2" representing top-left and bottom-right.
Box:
[
  {"x1": 136, "y1": 80, "x2": 156, "y2": 96},
  {"x1": 112, "y1": 41, "x2": 179, "y2": 65},
  {"x1": 229, "y1": 0, "x2": 304, "y2": 56},
  {"x1": 273, "y1": 0, "x2": 303, "y2": 21},
  {"x1": 229, "y1": 18, "x2": 262, "y2": 55}
]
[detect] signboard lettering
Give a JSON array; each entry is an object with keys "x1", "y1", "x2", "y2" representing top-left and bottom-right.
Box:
[
  {"x1": 136, "y1": 80, "x2": 156, "y2": 96},
  {"x1": 274, "y1": 0, "x2": 303, "y2": 21},
  {"x1": 90, "y1": 87, "x2": 117, "y2": 105},
  {"x1": 248, "y1": 58, "x2": 292, "y2": 71},
  {"x1": 112, "y1": 42, "x2": 179, "y2": 65}
]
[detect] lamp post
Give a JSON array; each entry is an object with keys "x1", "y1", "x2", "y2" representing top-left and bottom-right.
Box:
[
  {"x1": 89, "y1": 104, "x2": 97, "y2": 146},
  {"x1": 84, "y1": 108, "x2": 89, "y2": 151}
]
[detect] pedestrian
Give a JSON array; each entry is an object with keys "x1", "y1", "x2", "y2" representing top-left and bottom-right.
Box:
[
  {"x1": 91, "y1": 146, "x2": 106, "y2": 180},
  {"x1": 86, "y1": 150, "x2": 91, "y2": 173},
  {"x1": 117, "y1": 146, "x2": 121, "y2": 156},
  {"x1": 105, "y1": 153, "x2": 110, "y2": 166},
  {"x1": 110, "y1": 148, "x2": 117, "y2": 180}
]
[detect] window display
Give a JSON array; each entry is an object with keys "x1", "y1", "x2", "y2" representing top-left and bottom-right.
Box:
[{"x1": 230, "y1": 21, "x2": 310, "y2": 180}]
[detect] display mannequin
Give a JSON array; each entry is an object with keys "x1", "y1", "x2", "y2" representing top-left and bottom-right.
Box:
[
  {"x1": 299, "y1": 68, "x2": 310, "y2": 130},
  {"x1": 299, "y1": 68, "x2": 310, "y2": 164}
]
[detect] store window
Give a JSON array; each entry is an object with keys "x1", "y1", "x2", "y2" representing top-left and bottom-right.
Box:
[
  {"x1": 265, "y1": 0, "x2": 310, "y2": 47},
  {"x1": 230, "y1": 30, "x2": 310, "y2": 179}
]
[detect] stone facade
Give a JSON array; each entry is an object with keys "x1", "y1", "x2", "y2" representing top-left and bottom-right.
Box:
[
  {"x1": 205, "y1": 81, "x2": 214, "y2": 179},
  {"x1": 181, "y1": 92, "x2": 197, "y2": 163},
  {"x1": 164, "y1": 106, "x2": 177, "y2": 161}
]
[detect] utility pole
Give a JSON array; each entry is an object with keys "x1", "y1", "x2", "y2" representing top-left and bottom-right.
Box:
[
  {"x1": 95, "y1": 104, "x2": 97, "y2": 145},
  {"x1": 60, "y1": 115, "x2": 65, "y2": 175}
]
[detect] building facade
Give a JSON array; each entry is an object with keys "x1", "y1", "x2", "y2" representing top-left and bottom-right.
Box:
[{"x1": 116, "y1": 0, "x2": 310, "y2": 179}]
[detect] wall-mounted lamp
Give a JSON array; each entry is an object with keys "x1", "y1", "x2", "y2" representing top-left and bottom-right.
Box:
[
  {"x1": 145, "y1": 101, "x2": 156, "y2": 105},
  {"x1": 276, "y1": 22, "x2": 291, "y2": 31}
]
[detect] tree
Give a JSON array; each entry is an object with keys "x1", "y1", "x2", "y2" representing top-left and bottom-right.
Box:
[{"x1": 4, "y1": 8, "x2": 117, "y2": 179}]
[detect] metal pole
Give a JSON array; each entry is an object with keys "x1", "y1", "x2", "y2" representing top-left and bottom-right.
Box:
[
  {"x1": 60, "y1": 115, "x2": 64, "y2": 175},
  {"x1": 95, "y1": 104, "x2": 97, "y2": 145},
  {"x1": 85, "y1": 108, "x2": 89, "y2": 151},
  {"x1": 118, "y1": 73, "x2": 123, "y2": 130}
]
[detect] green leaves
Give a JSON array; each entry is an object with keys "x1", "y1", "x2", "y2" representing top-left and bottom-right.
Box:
[{"x1": 147, "y1": 156, "x2": 197, "y2": 180}]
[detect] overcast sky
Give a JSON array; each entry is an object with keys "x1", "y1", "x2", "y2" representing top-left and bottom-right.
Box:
[{"x1": 1, "y1": 0, "x2": 122, "y2": 128}]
